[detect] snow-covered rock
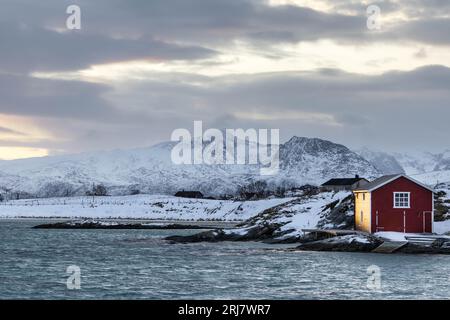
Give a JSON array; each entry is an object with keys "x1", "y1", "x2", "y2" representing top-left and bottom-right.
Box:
[{"x1": 238, "y1": 191, "x2": 354, "y2": 241}]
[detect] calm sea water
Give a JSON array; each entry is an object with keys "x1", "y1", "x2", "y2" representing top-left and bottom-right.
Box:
[{"x1": 1, "y1": 219, "x2": 450, "y2": 300}]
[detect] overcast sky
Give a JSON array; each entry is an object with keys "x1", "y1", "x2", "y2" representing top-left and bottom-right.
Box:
[{"x1": 0, "y1": 0, "x2": 449, "y2": 159}]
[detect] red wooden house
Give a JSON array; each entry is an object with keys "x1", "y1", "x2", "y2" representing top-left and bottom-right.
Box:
[{"x1": 353, "y1": 174, "x2": 434, "y2": 234}]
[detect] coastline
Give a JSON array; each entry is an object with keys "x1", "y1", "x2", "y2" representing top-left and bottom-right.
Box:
[{"x1": 27, "y1": 218, "x2": 450, "y2": 255}]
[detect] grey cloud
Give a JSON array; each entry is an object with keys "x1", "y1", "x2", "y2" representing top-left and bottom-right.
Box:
[
  {"x1": 0, "y1": 64, "x2": 449, "y2": 153},
  {"x1": 0, "y1": 127, "x2": 28, "y2": 136},
  {"x1": 0, "y1": 0, "x2": 448, "y2": 76},
  {"x1": 397, "y1": 18, "x2": 450, "y2": 46},
  {"x1": 0, "y1": 22, "x2": 217, "y2": 73},
  {"x1": 87, "y1": 0, "x2": 450, "y2": 46},
  {"x1": 0, "y1": 0, "x2": 449, "y2": 155},
  {"x1": 0, "y1": 73, "x2": 115, "y2": 119},
  {"x1": 93, "y1": 65, "x2": 450, "y2": 152},
  {"x1": 395, "y1": 0, "x2": 450, "y2": 18}
]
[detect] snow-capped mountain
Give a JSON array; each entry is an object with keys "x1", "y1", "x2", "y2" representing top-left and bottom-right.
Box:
[
  {"x1": 391, "y1": 151, "x2": 439, "y2": 175},
  {"x1": 355, "y1": 148, "x2": 405, "y2": 175},
  {"x1": 277, "y1": 137, "x2": 380, "y2": 185},
  {"x1": 388, "y1": 150, "x2": 450, "y2": 186},
  {"x1": 356, "y1": 148, "x2": 450, "y2": 186},
  {"x1": 0, "y1": 137, "x2": 381, "y2": 198},
  {"x1": 434, "y1": 150, "x2": 450, "y2": 171}
]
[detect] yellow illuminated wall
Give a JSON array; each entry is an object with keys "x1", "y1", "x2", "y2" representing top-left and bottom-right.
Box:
[{"x1": 354, "y1": 191, "x2": 371, "y2": 233}]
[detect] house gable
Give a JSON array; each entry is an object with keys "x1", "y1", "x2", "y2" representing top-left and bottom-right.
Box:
[
  {"x1": 354, "y1": 174, "x2": 434, "y2": 193},
  {"x1": 370, "y1": 176, "x2": 433, "y2": 233}
]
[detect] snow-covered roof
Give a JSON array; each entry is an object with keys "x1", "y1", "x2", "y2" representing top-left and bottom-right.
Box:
[{"x1": 353, "y1": 174, "x2": 434, "y2": 193}]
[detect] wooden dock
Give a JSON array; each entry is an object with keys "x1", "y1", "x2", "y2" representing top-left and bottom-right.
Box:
[{"x1": 372, "y1": 241, "x2": 408, "y2": 253}]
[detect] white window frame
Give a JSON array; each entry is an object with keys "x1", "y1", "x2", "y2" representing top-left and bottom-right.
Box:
[{"x1": 393, "y1": 192, "x2": 410, "y2": 209}]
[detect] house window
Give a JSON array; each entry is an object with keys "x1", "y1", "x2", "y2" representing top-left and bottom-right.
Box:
[
  {"x1": 363, "y1": 193, "x2": 366, "y2": 201},
  {"x1": 360, "y1": 210, "x2": 364, "y2": 223},
  {"x1": 394, "y1": 192, "x2": 410, "y2": 208}
]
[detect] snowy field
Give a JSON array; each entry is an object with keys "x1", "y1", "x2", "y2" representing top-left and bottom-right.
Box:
[{"x1": 0, "y1": 194, "x2": 293, "y2": 221}]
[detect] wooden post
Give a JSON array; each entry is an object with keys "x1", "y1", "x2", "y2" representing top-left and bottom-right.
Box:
[{"x1": 403, "y1": 211, "x2": 406, "y2": 233}]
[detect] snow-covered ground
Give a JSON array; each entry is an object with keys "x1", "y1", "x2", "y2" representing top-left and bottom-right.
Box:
[
  {"x1": 0, "y1": 194, "x2": 294, "y2": 221},
  {"x1": 275, "y1": 191, "x2": 351, "y2": 237},
  {"x1": 228, "y1": 191, "x2": 353, "y2": 240},
  {"x1": 434, "y1": 221, "x2": 450, "y2": 235}
]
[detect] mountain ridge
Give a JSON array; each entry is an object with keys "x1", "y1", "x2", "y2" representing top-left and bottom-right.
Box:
[{"x1": 0, "y1": 136, "x2": 382, "y2": 198}]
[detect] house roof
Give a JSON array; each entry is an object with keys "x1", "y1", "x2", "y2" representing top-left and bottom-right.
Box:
[
  {"x1": 353, "y1": 174, "x2": 434, "y2": 193},
  {"x1": 321, "y1": 177, "x2": 367, "y2": 186},
  {"x1": 175, "y1": 191, "x2": 204, "y2": 196}
]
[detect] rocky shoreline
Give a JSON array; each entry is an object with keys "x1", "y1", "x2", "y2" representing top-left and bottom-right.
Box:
[
  {"x1": 165, "y1": 227, "x2": 450, "y2": 254},
  {"x1": 33, "y1": 219, "x2": 450, "y2": 254}
]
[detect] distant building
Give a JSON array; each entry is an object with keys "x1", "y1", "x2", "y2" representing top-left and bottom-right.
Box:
[
  {"x1": 321, "y1": 175, "x2": 369, "y2": 192},
  {"x1": 174, "y1": 191, "x2": 204, "y2": 199},
  {"x1": 353, "y1": 174, "x2": 434, "y2": 234}
]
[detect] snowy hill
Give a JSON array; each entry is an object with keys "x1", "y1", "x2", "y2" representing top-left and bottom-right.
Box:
[{"x1": 0, "y1": 137, "x2": 381, "y2": 199}]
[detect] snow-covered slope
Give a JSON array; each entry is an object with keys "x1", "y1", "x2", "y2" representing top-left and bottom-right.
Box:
[
  {"x1": 389, "y1": 149, "x2": 449, "y2": 176},
  {"x1": 355, "y1": 148, "x2": 405, "y2": 175},
  {"x1": 358, "y1": 148, "x2": 450, "y2": 186},
  {"x1": 0, "y1": 194, "x2": 293, "y2": 220},
  {"x1": 413, "y1": 170, "x2": 450, "y2": 186},
  {"x1": 0, "y1": 137, "x2": 381, "y2": 198},
  {"x1": 434, "y1": 150, "x2": 450, "y2": 171}
]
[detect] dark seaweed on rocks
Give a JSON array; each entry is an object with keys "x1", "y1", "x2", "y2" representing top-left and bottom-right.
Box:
[{"x1": 33, "y1": 221, "x2": 216, "y2": 230}]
